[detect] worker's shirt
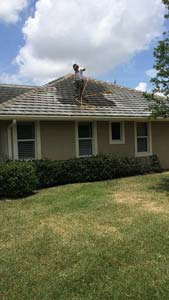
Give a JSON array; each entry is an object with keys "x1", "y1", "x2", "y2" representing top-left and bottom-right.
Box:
[{"x1": 75, "y1": 68, "x2": 85, "y2": 81}]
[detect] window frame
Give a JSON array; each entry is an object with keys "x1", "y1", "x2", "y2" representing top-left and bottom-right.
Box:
[
  {"x1": 12, "y1": 121, "x2": 41, "y2": 160},
  {"x1": 134, "y1": 122, "x2": 152, "y2": 157},
  {"x1": 109, "y1": 121, "x2": 125, "y2": 144},
  {"x1": 17, "y1": 122, "x2": 36, "y2": 160},
  {"x1": 75, "y1": 121, "x2": 97, "y2": 158}
]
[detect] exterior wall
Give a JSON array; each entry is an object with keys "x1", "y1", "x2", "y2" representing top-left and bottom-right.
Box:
[
  {"x1": 0, "y1": 121, "x2": 9, "y2": 161},
  {"x1": 0, "y1": 119, "x2": 169, "y2": 170},
  {"x1": 40, "y1": 121, "x2": 135, "y2": 160},
  {"x1": 152, "y1": 121, "x2": 169, "y2": 169},
  {"x1": 97, "y1": 121, "x2": 135, "y2": 156},
  {"x1": 40, "y1": 121, "x2": 76, "y2": 160}
]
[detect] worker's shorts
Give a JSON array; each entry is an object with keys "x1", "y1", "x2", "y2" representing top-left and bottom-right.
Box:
[{"x1": 74, "y1": 80, "x2": 84, "y2": 98}]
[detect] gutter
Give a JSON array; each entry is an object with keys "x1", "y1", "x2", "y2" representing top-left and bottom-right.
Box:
[
  {"x1": 0, "y1": 114, "x2": 168, "y2": 122},
  {"x1": 0, "y1": 114, "x2": 153, "y2": 121}
]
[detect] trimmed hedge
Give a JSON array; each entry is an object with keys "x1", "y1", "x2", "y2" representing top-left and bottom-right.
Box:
[
  {"x1": 33, "y1": 154, "x2": 161, "y2": 188},
  {"x1": 0, "y1": 155, "x2": 161, "y2": 198},
  {"x1": 0, "y1": 161, "x2": 38, "y2": 198}
]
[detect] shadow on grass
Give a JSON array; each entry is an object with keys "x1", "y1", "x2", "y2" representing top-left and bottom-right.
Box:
[
  {"x1": 0, "y1": 191, "x2": 38, "y2": 202},
  {"x1": 149, "y1": 175, "x2": 169, "y2": 194}
]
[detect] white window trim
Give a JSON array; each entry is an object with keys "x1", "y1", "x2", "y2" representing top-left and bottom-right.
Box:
[
  {"x1": 75, "y1": 121, "x2": 98, "y2": 158},
  {"x1": 109, "y1": 121, "x2": 125, "y2": 144},
  {"x1": 134, "y1": 122, "x2": 152, "y2": 157},
  {"x1": 12, "y1": 121, "x2": 41, "y2": 160},
  {"x1": 36, "y1": 121, "x2": 42, "y2": 159},
  {"x1": 8, "y1": 121, "x2": 15, "y2": 160},
  {"x1": 13, "y1": 122, "x2": 18, "y2": 160}
]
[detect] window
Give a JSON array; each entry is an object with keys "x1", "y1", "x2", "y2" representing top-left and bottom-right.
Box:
[
  {"x1": 77, "y1": 123, "x2": 93, "y2": 157},
  {"x1": 109, "y1": 122, "x2": 125, "y2": 144},
  {"x1": 17, "y1": 122, "x2": 36, "y2": 159},
  {"x1": 135, "y1": 122, "x2": 152, "y2": 156}
]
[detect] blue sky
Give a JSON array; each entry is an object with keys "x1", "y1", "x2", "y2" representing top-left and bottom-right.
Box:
[
  {"x1": 98, "y1": 42, "x2": 156, "y2": 91},
  {"x1": 0, "y1": 21, "x2": 24, "y2": 73},
  {"x1": 0, "y1": 0, "x2": 166, "y2": 90}
]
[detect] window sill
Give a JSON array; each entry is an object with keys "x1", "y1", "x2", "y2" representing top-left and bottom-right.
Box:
[
  {"x1": 78, "y1": 155, "x2": 93, "y2": 158},
  {"x1": 109, "y1": 140, "x2": 125, "y2": 145},
  {"x1": 135, "y1": 152, "x2": 152, "y2": 157},
  {"x1": 18, "y1": 158, "x2": 36, "y2": 161}
]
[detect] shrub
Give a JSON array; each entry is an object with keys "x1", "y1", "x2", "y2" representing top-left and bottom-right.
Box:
[
  {"x1": 0, "y1": 155, "x2": 161, "y2": 198},
  {"x1": 33, "y1": 154, "x2": 161, "y2": 189},
  {"x1": 0, "y1": 161, "x2": 38, "y2": 198}
]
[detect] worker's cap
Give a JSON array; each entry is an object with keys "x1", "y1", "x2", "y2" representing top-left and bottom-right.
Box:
[{"x1": 73, "y1": 64, "x2": 78, "y2": 68}]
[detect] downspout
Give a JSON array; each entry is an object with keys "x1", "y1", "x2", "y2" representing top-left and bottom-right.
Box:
[{"x1": 7, "y1": 119, "x2": 16, "y2": 160}]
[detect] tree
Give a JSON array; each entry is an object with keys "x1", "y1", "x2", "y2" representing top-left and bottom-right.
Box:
[{"x1": 145, "y1": 0, "x2": 169, "y2": 117}]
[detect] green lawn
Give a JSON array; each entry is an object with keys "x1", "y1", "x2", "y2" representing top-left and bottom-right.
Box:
[{"x1": 0, "y1": 173, "x2": 169, "y2": 300}]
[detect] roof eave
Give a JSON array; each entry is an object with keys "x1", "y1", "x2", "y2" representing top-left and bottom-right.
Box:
[{"x1": 0, "y1": 114, "x2": 166, "y2": 121}]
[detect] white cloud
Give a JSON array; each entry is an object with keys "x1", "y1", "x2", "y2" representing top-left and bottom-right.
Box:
[
  {"x1": 0, "y1": 72, "x2": 30, "y2": 85},
  {"x1": 135, "y1": 82, "x2": 147, "y2": 92},
  {"x1": 0, "y1": 0, "x2": 28, "y2": 24},
  {"x1": 146, "y1": 69, "x2": 157, "y2": 78},
  {"x1": 14, "y1": 0, "x2": 165, "y2": 84}
]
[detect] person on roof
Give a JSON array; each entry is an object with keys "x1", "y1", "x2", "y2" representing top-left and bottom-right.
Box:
[{"x1": 73, "y1": 64, "x2": 86, "y2": 100}]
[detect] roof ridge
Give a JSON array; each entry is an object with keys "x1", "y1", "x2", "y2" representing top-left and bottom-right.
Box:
[
  {"x1": 47, "y1": 74, "x2": 74, "y2": 86},
  {"x1": 91, "y1": 78, "x2": 144, "y2": 94},
  {"x1": 47, "y1": 74, "x2": 144, "y2": 95}
]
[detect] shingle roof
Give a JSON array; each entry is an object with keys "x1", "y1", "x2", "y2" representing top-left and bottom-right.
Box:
[
  {"x1": 0, "y1": 84, "x2": 36, "y2": 104},
  {"x1": 0, "y1": 74, "x2": 151, "y2": 118}
]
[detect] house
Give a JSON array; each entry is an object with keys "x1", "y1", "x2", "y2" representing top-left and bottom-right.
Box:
[{"x1": 0, "y1": 74, "x2": 168, "y2": 169}]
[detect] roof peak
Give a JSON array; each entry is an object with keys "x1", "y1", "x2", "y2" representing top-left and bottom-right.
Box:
[
  {"x1": 0, "y1": 74, "x2": 144, "y2": 97},
  {"x1": 91, "y1": 78, "x2": 144, "y2": 94},
  {"x1": 47, "y1": 73, "x2": 144, "y2": 95},
  {"x1": 47, "y1": 74, "x2": 74, "y2": 86}
]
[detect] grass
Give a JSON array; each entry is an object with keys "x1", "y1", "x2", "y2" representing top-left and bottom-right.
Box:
[{"x1": 0, "y1": 172, "x2": 169, "y2": 300}]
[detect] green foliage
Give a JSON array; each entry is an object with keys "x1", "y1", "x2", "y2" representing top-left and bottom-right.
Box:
[
  {"x1": 148, "y1": 0, "x2": 169, "y2": 117},
  {"x1": 33, "y1": 155, "x2": 161, "y2": 189},
  {"x1": 163, "y1": 0, "x2": 169, "y2": 18},
  {"x1": 151, "y1": 38, "x2": 169, "y2": 97},
  {"x1": 0, "y1": 155, "x2": 161, "y2": 198},
  {"x1": 144, "y1": 92, "x2": 169, "y2": 118},
  {"x1": 0, "y1": 161, "x2": 38, "y2": 198},
  {"x1": 151, "y1": 0, "x2": 169, "y2": 98}
]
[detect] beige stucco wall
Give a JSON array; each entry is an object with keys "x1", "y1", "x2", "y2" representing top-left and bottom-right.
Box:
[
  {"x1": 152, "y1": 121, "x2": 169, "y2": 169},
  {"x1": 40, "y1": 121, "x2": 76, "y2": 160},
  {"x1": 40, "y1": 120, "x2": 135, "y2": 161},
  {"x1": 0, "y1": 119, "x2": 168, "y2": 170},
  {"x1": 97, "y1": 121, "x2": 135, "y2": 156},
  {"x1": 0, "y1": 121, "x2": 9, "y2": 161},
  {"x1": 97, "y1": 120, "x2": 169, "y2": 169}
]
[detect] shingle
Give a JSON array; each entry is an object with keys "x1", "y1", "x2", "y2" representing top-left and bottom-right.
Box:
[
  {"x1": 0, "y1": 84, "x2": 37, "y2": 104},
  {"x1": 0, "y1": 75, "x2": 151, "y2": 117}
]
